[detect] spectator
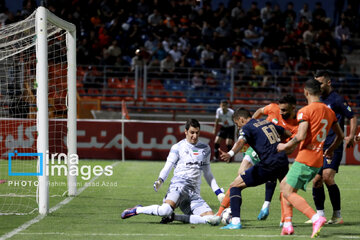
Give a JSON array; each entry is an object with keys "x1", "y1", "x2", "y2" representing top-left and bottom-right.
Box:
[
  {"x1": 160, "y1": 54, "x2": 175, "y2": 78},
  {"x1": 260, "y1": 1, "x2": 272, "y2": 24},
  {"x1": 191, "y1": 71, "x2": 204, "y2": 90},
  {"x1": 242, "y1": 23, "x2": 264, "y2": 48},
  {"x1": 200, "y1": 44, "x2": 216, "y2": 68},
  {"x1": 299, "y1": 3, "x2": 312, "y2": 22},
  {"x1": 334, "y1": 20, "x2": 352, "y2": 53},
  {"x1": 169, "y1": 44, "x2": 182, "y2": 65},
  {"x1": 147, "y1": 9, "x2": 162, "y2": 28}
]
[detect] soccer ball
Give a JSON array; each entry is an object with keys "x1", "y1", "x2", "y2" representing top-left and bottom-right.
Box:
[{"x1": 221, "y1": 207, "x2": 232, "y2": 224}]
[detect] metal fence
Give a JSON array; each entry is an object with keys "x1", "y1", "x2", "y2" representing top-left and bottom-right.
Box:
[{"x1": 77, "y1": 64, "x2": 360, "y2": 117}]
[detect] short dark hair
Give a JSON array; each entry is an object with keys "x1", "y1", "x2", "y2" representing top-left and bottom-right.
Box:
[
  {"x1": 185, "y1": 118, "x2": 200, "y2": 130},
  {"x1": 279, "y1": 94, "x2": 297, "y2": 105},
  {"x1": 315, "y1": 70, "x2": 331, "y2": 79},
  {"x1": 220, "y1": 100, "x2": 228, "y2": 105},
  {"x1": 305, "y1": 79, "x2": 321, "y2": 95},
  {"x1": 233, "y1": 108, "x2": 251, "y2": 121}
]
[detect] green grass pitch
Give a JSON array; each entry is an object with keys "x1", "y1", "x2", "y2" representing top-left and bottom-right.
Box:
[{"x1": 0, "y1": 160, "x2": 359, "y2": 239}]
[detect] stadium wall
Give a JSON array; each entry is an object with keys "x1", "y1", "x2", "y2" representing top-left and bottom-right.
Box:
[{"x1": 1, "y1": 119, "x2": 359, "y2": 164}]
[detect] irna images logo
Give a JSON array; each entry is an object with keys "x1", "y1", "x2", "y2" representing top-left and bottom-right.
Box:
[{"x1": 8, "y1": 151, "x2": 113, "y2": 180}]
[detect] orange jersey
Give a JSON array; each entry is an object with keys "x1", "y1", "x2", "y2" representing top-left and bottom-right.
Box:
[
  {"x1": 295, "y1": 102, "x2": 338, "y2": 168},
  {"x1": 263, "y1": 103, "x2": 298, "y2": 138}
]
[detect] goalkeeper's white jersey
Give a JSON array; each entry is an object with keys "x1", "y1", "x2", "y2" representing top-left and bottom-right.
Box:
[
  {"x1": 167, "y1": 139, "x2": 211, "y2": 192},
  {"x1": 215, "y1": 107, "x2": 234, "y2": 127}
]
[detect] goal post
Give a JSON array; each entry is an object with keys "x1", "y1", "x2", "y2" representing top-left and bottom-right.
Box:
[
  {"x1": 36, "y1": 6, "x2": 77, "y2": 214},
  {"x1": 0, "y1": 6, "x2": 77, "y2": 215}
]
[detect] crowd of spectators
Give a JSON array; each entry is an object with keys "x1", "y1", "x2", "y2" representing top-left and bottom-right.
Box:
[
  {"x1": 3, "y1": 0, "x2": 358, "y2": 71},
  {"x1": 1, "y1": 0, "x2": 360, "y2": 105}
]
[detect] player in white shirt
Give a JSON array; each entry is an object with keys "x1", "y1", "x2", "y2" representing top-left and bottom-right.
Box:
[
  {"x1": 213, "y1": 100, "x2": 235, "y2": 161},
  {"x1": 121, "y1": 119, "x2": 225, "y2": 225}
]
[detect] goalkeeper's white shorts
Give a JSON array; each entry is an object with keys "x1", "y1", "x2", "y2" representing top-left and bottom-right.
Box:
[{"x1": 164, "y1": 182, "x2": 212, "y2": 215}]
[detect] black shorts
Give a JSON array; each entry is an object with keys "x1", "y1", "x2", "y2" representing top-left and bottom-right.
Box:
[
  {"x1": 241, "y1": 164, "x2": 289, "y2": 187},
  {"x1": 318, "y1": 149, "x2": 343, "y2": 174},
  {"x1": 218, "y1": 125, "x2": 235, "y2": 140}
]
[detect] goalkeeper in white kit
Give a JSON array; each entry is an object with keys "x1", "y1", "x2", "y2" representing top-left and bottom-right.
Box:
[{"x1": 121, "y1": 118, "x2": 225, "y2": 225}]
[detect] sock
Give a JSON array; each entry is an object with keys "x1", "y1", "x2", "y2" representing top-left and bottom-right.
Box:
[
  {"x1": 230, "y1": 187, "x2": 242, "y2": 218},
  {"x1": 327, "y1": 184, "x2": 341, "y2": 212},
  {"x1": 284, "y1": 222, "x2": 292, "y2": 227},
  {"x1": 311, "y1": 213, "x2": 320, "y2": 223},
  {"x1": 281, "y1": 193, "x2": 293, "y2": 223},
  {"x1": 189, "y1": 215, "x2": 207, "y2": 224},
  {"x1": 214, "y1": 143, "x2": 220, "y2": 158},
  {"x1": 317, "y1": 210, "x2": 325, "y2": 217},
  {"x1": 216, "y1": 188, "x2": 230, "y2": 216},
  {"x1": 265, "y1": 181, "x2": 277, "y2": 202},
  {"x1": 226, "y1": 144, "x2": 232, "y2": 151},
  {"x1": 280, "y1": 193, "x2": 285, "y2": 223},
  {"x1": 231, "y1": 217, "x2": 241, "y2": 225},
  {"x1": 333, "y1": 210, "x2": 341, "y2": 218},
  {"x1": 261, "y1": 201, "x2": 270, "y2": 210},
  {"x1": 287, "y1": 192, "x2": 316, "y2": 219},
  {"x1": 313, "y1": 186, "x2": 325, "y2": 211},
  {"x1": 136, "y1": 203, "x2": 172, "y2": 216}
]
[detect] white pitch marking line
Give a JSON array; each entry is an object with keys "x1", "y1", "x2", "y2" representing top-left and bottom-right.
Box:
[
  {"x1": 0, "y1": 161, "x2": 120, "y2": 240},
  {"x1": 15, "y1": 232, "x2": 360, "y2": 239}
]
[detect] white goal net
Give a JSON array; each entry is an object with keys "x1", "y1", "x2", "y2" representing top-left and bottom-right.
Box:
[{"x1": 0, "y1": 7, "x2": 77, "y2": 215}]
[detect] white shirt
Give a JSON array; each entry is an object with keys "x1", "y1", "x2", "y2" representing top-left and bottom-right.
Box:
[
  {"x1": 215, "y1": 107, "x2": 234, "y2": 127},
  {"x1": 159, "y1": 139, "x2": 219, "y2": 193}
]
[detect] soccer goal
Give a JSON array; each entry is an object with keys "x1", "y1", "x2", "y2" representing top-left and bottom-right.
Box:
[{"x1": 0, "y1": 6, "x2": 77, "y2": 215}]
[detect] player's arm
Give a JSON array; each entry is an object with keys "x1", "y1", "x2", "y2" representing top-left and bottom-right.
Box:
[
  {"x1": 252, "y1": 107, "x2": 265, "y2": 119},
  {"x1": 345, "y1": 115, "x2": 357, "y2": 148},
  {"x1": 278, "y1": 120, "x2": 308, "y2": 152},
  {"x1": 202, "y1": 164, "x2": 225, "y2": 202},
  {"x1": 220, "y1": 137, "x2": 246, "y2": 162},
  {"x1": 154, "y1": 146, "x2": 178, "y2": 192},
  {"x1": 324, "y1": 122, "x2": 345, "y2": 159}
]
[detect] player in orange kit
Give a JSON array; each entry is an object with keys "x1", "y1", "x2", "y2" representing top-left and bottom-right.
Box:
[{"x1": 277, "y1": 79, "x2": 344, "y2": 238}]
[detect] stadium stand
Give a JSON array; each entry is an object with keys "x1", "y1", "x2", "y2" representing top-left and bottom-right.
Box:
[{"x1": 5, "y1": 0, "x2": 360, "y2": 121}]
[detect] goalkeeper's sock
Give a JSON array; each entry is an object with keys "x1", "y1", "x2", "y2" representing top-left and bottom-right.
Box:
[
  {"x1": 173, "y1": 215, "x2": 211, "y2": 224},
  {"x1": 136, "y1": 203, "x2": 172, "y2": 217},
  {"x1": 216, "y1": 188, "x2": 231, "y2": 216},
  {"x1": 230, "y1": 187, "x2": 242, "y2": 218}
]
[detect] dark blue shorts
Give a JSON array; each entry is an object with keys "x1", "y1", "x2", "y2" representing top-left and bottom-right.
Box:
[
  {"x1": 218, "y1": 125, "x2": 235, "y2": 140},
  {"x1": 319, "y1": 149, "x2": 343, "y2": 174},
  {"x1": 241, "y1": 164, "x2": 289, "y2": 187}
]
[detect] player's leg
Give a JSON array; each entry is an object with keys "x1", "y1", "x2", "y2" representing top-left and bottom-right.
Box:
[
  {"x1": 311, "y1": 151, "x2": 343, "y2": 224},
  {"x1": 122, "y1": 185, "x2": 179, "y2": 219},
  {"x1": 173, "y1": 194, "x2": 219, "y2": 225},
  {"x1": 312, "y1": 172, "x2": 326, "y2": 218},
  {"x1": 279, "y1": 186, "x2": 294, "y2": 235},
  {"x1": 213, "y1": 135, "x2": 223, "y2": 161},
  {"x1": 221, "y1": 165, "x2": 266, "y2": 229},
  {"x1": 215, "y1": 158, "x2": 253, "y2": 217},
  {"x1": 225, "y1": 126, "x2": 235, "y2": 161},
  {"x1": 257, "y1": 180, "x2": 276, "y2": 220},
  {"x1": 323, "y1": 168, "x2": 343, "y2": 224},
  {"x1": 281, "y1": 161, "x2": 326, "y2": 238},
  {"x1": 323, "y1": 151, "x2": 343, "y2": 224}
]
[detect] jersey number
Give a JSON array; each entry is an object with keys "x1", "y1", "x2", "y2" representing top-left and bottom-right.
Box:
[
  {"x1": 261, "y1": 125, "x2": 280, "y2": 144},
  {"x1": 316, "y1": 119, "x2": 328, "y2": 142}
]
